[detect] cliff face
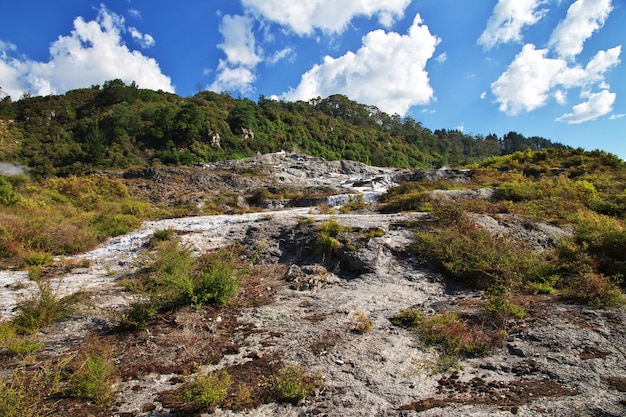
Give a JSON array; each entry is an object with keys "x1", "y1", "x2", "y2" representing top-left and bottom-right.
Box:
[{"x1": 2, "y1": 153, "x2": 624, "y2": 417}]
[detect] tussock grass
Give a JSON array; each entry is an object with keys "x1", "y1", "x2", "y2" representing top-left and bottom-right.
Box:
[{"x1": 263, "y1": 364, "x2": 323, "y2": 405}]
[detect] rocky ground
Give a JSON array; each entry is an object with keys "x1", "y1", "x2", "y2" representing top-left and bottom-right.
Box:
[{"x1": 1, "y1": 152, "x2": 625, "y2": 417}]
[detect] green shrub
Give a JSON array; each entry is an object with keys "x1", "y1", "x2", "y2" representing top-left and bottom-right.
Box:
[
  {"x1": 264, "y1": 364, "x2": 323, "y2": 404},
  {"x1": 11, "y1": 283, "x2": 80, "y2": 335},
  {"x1": 420, "y1": 313, "x2": 490, "y2": 358},
  {"x1": 390, "y1": 308, "x2": 424, "y2": 328},
  {"x1": 0, "y1": 366, "x2": 61, "y2": 417},
  {"x1": 0, "y1": 176, "x2": 19, "y2": 206},
  {"x1": 180, "y1": 370, "x2": 232, "y2": 410},
  {"x1": 482, "y1": 284, "x2": 527, "y2": 322},
  {"x1": 0, "y1": 322, "x2": 44, "y2": 356},
  {"x1": 67, "y1": 341, "x2": 118, "y2": 407},
  {"x1": 192, "y1": 248, "x2": 250, "y2": 306},
  {"x1": 90, "y1": 213, "x2": 141, "y2": 238},
  {"x1": 153, "y1": 227, "x2": 175, "y2": 241},
  {"x1": 22, "y1": 252, "x2": 54, "y2": 267}
]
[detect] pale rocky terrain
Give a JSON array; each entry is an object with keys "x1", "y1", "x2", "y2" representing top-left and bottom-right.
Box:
[{"x1": 1, "y1": 152, "x2": 625, "y2": 417}]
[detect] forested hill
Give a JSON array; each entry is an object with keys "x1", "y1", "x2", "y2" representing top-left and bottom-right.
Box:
[{"x1": 0, "y1": 79, "x2": 568, "y2": 177}]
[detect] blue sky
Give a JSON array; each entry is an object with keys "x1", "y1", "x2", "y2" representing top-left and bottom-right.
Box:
[{"x1": 1, "y1": 0, "x2": 624, "y2": 159}]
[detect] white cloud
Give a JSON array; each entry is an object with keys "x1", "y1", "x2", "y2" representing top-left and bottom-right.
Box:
[
  {"x1": 241, "y1": 0, "x2": 411, "y2": 35},
  {"x1": 491, "y1": 43, "x2": 621, "y2": 116},
  {"x1": 282, "y1": 14, "x2": 439, "y2": 116},
  {"x1": 210, "y1": 14, "x2": 261, "y2": 93},
  {"x1": 609, "y1": 113, "x2": 625, "y2": 120},
  {"x1": 478, "y1": 0, "x2": 548, "y2": 50},
  {"x1": 435, "y1": 52, "x2": 447, "y2": 64},
  {"x1": 0, "y1": 5, "x2": 173, "y2": 98},
  {"x1": 556, "y1": 89, "x2": 615, "y2": 123},
  {"x1": 128, "y1": 9, "x2": 142, "y2": 20},
  {"x1": 491, "y1": 44, "x2": 566, "y2": 114},
  {"x1": 130, "y1": 27, "x2": 155, "y2": 48},
  {"x1": 267, "y1": 47, "x2": 294, "y2": 65},
  {"x1": 480, "y1": 91, "x2": 487, "y2": 100},
  {"x1": 548, "y1": 0, "x2": 612, "y2": 60},
  {"x1": 216, "y1": 15, "x2": 261, "y2": 67}
]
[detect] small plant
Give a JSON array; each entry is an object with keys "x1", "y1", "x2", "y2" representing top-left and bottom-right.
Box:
[
  {"x1": 12, "y1": 282, "x2": 80, "y2": 335},
  {"x1": 67, "y1": 340, "x2": 119, "y2": 407},
  {"x1": 0, "y1": 364, "x2": 62, "y2": 417},
  {"x1": 264, "y1": 364, "x2": 323, "y2": 405},
  {"x1": 153, "y1": 227, "x2": 175, "y2": 241},
  {"x1": 419, "y1": 313, "x2": 490, "y2": 359},
  {"x1": 0, "y1": 322, "x2": 44, "y2": 356},
  {"x1": 390, "y1": 308, "x2": 424, "y2": 328},
  {"x1": 483, "y1": 284, "x2": 527, "y2": 323},
  {"x1": 316, "y1": 218, "x2": 347, "y2": 254},
  {"x1": 180, "y1": 370, "x2": 232, "y2": 410},
  {"x1": 22, "y1": 251, "x2": 54, "y2": 267},
  {"x1": 349, "y1": 310, "x2": 373, "y2": 333}
]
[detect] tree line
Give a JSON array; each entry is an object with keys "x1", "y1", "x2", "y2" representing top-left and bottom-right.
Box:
[{"x1": 0, "y1": 79, "x2": 568, "y2": 177}]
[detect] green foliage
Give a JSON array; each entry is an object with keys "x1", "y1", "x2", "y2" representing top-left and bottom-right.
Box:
[
  {"x1": 0, "y1": 174, "x2": 149, "y2": 268},
  {"x1": 180, "y1": 370, "x2": 232, "y2": 410},
  {"x1": 67, "y1": 341, "x2": 118, "y2": 407},
  {"x1": 0, "y1": 365, "x2": 61, "y2": 417},
  {"x1": 2, "y1": 81, "x2": 568, "y2": 177},
  {"x1": 390, "y1": 308, "x2": 424, "y2": 328},
  {"x1": 193, "y1": 248, "x2": 250, "y2": 306},
  {"x1": 264, "y1": 364, "x2": 323, "y2": 405},
  {"x1": 482, "y1": 284, "x2": 527, "y2": 321},
  {"x1": 11, "y1": 282, "x2": 81, "y2": 335},
  {"x1": 415, "y1": 205, "x2": 548, "y2": 289},
  {"x1": 0, "y1": 322, "x2": 44, "y2": 356},
  {"x1": 121, "y1": 242, "x2": 250, "y2": 329},
  {"x1": 0, "y1": 176, "x2": 19, "y2": 206},
  {"x1": 316, "y1": 218, "x2": 347, "y2": 254},
  {"x1": 153, "y1": 227, "x2": 175, "y2": 241},
  {"x1": 419, "y1": 313, "x2": 491, "y2": 358}
]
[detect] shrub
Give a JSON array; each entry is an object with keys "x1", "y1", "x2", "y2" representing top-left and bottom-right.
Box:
[
  {"x1": 12, "y1": 282, "x2": 80, "y2": 335},
  {"x1": 193, "y1": 248, "x2": 250, "y2": 306},
  {"x1": 180, "y1": 370, "x2": 232, "y2": 410},
  {"x1": 482, "y1": 284, "x2": 527, "y2": 323},
  {"x1": 0, "y1": 365, "x2": 61, "y2": 417},
  {"x1": 153, "y1": 227, "x2": 175, "y2": 241},
  {"x1": 0, "y1": 322, "x2": 44, "y2": 356},
  {"x1": 390, "y1": 308, "x2": 423, "y2": 328},
  {"x1": 420, "y1": 313, "x2": 490, "y2": 358},
  {"x1": 264, "y1": 364, "x2": 323, "y2": 404},
  {"x1": 0, "y1": 176, "x2": 19, "y2": 206},
  {"x1": 67, "y1": 341, "x2": 119, "y2": 407},
  {"x1": 349, "y1": 310, "x2": 373, "y2": 333},
  {"x1": 564, "y1": 273, "x2": 624, "y2": 308},
  {"x1": 90, "y1": 213, "x2": 141, "y2": 238}
]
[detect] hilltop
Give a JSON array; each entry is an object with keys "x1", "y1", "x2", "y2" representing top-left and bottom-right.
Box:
[{"x1": 0, "y1": 80, "x2": 570, "y2": 179}]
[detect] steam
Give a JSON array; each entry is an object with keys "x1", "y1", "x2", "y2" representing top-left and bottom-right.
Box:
[{"x1": 0, "y1": 162, "x2": 29, "y2": 176}]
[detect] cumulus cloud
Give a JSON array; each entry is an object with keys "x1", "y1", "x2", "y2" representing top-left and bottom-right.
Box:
[
  {"x1": 492, "y1": 42, "x2": 620, "y2": 116},
  {"x1": 0, "y1": 5, "x2": 173, "y2": 98},
  {"x1": 435, "y1": 52, "x2": 447, "y2": 64},
  {"x1": 478, "y1": 0, "x2": 548, "y2": 50},
  {"x1": 241, "y1": 0, "x2": 411, "y2": 35},
  {"x1": 209, "y1": 14, "x2": 261, "y2": 93},
  {"x1": 282, "y1": 14, "x2": 439, "y2": 115},
  {"x1": 556, "y1": 89, "x2": 615, "y2": 123},
  {"x1": 487, "y1": 0, "x2": 621, "y2": 125},
  {"x1": 491, "y1": 44, "x2": 566, "y2": 114},
  {"x1": 548, "y1": 0, "x2": 612, "y2": 60}
]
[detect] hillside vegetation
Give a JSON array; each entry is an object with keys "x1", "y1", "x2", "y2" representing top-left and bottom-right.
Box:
[{"x1": 0, "y1": 80, "x2": 568, "y2": 177}]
